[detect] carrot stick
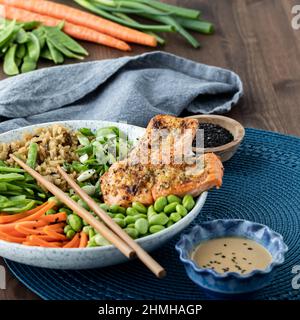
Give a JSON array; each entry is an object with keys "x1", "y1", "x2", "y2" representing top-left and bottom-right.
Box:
[
  {"x1": 63, "y1": 233, "x2": 80, "y2": 248},
  {"x1": 0, "y1": 203, "x2": 48, "y2": 224},
  {"x1": 0, "y1": 5, "x2": 131, "y2": 51},
  {"x1": 0, "y1": 230, "x2": 26, "y2": 243},
  {"x1": 27, "y1": 235, "x2": 60, "y2": 247},
  {"x1": 43, "y1": 226, "x2": 67, "y2": 241},
  {"x1": 79, "y1": 231, "x2": 88, "y2": 248},
  {"x1": 0, "y1": 0, "x2": 157, "y2": 47},
  {"x1": 41, "y1": 212, "x2": 67, "y2": 223},
  {"x1": 28, "y1": 235, "x2": 63, "y2": 242}
]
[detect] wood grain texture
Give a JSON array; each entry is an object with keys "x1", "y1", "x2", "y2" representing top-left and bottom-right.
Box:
[{"x1": 0, "y1": 0, "x2": 299, "y2": 299}]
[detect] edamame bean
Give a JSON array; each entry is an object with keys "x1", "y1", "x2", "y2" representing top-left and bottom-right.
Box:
[
  {"x1": 94, "y1": 234, "x2": 110, "y2": 246},
  {"x1": 154, "y1": 196, "x2": 167, "y2": 212},
  {"x1": 64, "y1": 225, "x2": 73, "y2": 234},
  {"x1": 114, "y1": 213, "x2": 125, "y2": 219},
  {"x1": 167, "y1": 220, "x2": 174, "y2": 228},
  {"x1": 149, "y1": 213, "x2": 169, "y2": 226},
  {"x1": 99, "y1": 203, "x2": 109, "y2": 211},
  {"x1": 124, "y1": 216, "x2": 136, "y2": 225},
  {"x1": 149, "y1": 225, "x2": 165, "y2": 234},
  {"x1": 164, "y1": 202, "x2": 178, "y2": 214},
  {"x1": 88, "y1": 228, "x2": 95, "y2": 239},
  {"x1": 48, "y1": 197, "x2": 62, "y2": 206},
  {"x1": 170, "y1": 212, "x2": 182, "y2": 223},
  {"x1": 113, "y1": 217, "x2": 126, "y2": 228},
  {"x1": 127, "y1": 223, "x2": 135, "y2": 229},
  {"x1": 176, "y1": 204, "x2": 188, "y2": 217},
  {"x1": 66, "y1": 229, "x2": 75, "y2": 239},
  {"x1": 107, "y1": 212, "x2": 114, "y2": 218},
  {"x1": 126, "y1": 207, "x2": 139, "y2": 216},
  {"x1": 82, "y1": 219, "x2": 89, "y2": 226},
  {"x1": 132, "y1": 202, "x2": 147, "y2": 213},
  {"x1": 133, "y1": 214, "x2": 147, "y2": 220},
  {"x1": 77, "y1": 199, "x2": 89, "y2": 210},
  {"x1": 182, "y1": 195, "x2": 195, "y2": 211},
  {"x1": 70, "y1": 195, "x2": 80, "y2": 202},
  {"x1": 45, "y1": 209, "x2": 56, "y2": 215},
  {"x1": 68, "y1": 214, "x2": 83, "y2": 232},
  {"x1": 110, "y1": 204, "x2": 126, "y2": 214},
  {"x1": 87, "y1": 237, "x2": 97, "y2": 247},
  {"x1": 59, "y1": 208, "x2": 72, "y2": 215},
  {"x1": 167, "y1": 195, "x2": 181, "y2": 204},
  {"x1": 82, "y1": 226, "x2": 91, "y2": 235},
  {"x1": 147, "y1": 205, "x2": 157, "y2": 219},
  {"x1": 124, "y1": 227, "x2": 139, "y2": 239},
  {"x1": 135, "y1": 218, "x2": 149, "y2": 235}
]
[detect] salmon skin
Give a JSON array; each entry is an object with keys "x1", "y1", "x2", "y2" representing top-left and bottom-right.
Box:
[{"x1": 101, "y1": 115, "x2": 224, "y2": 207}]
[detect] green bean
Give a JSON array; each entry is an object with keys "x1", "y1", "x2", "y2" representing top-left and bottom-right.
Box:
[
  {"x1": 24, "y1": 142, "x2": 38, "y2": 181},
  {"x1": 0, "y1": 166, "x2": 24, "y2": 173},
  {"x1": 126, "y1": 207, "x2": 139, "y2": 216},
  {"x1": 64, "y1": 225, "x2": 73, "y2": 234},
  {"x1": 74, "y1": 0, "x2": 174, "y2": 32},
  {"x1": 16, "y1": 43, "x2": 26, "y2": 60},
  {"x1": 0, "y1": 173, "x2": 24, "y2": 181},
  {"x1": 68, "y1": 214, "x2": 83, "y2": 232},
  {"x1": 46, "y1": 39, "x2": 64, "y2": 64},
  {"x1": 167, "y1": 195, "x2": 181, "y2": 204},
  {"x1": 176, "y1": 204, "x2": 188, "y2": 217},
  {"x1": 149, "y1": 213, "x2": 169, "y2": 226},
  {"x1": 94, "y1": 234, "x2": 111, "y2": 246},
  {"x1": 16, "y1": 28, "x2": 28, "y2": 44},
  {"x1": 113, "y1": 217, "x2": 126, "y2": 228},
  {"x1": 154, "y1": 196, "x2": 167, "y2": 212},
  {"x1": 182, "y1": 195, "x2": 195, "y2": 211},
  {"x1": 147, "y1": 205, "x2": 157, "y2": 219},
  {"x1": 114, "y1": 213, "x2": 125, "y2": 219},
  {"x1": 163, "y1": 202, "x2": 177, "y2": 214},
  {"x1": 170, "y1": 212, "x2": 182, "y2": 222},
  {"x1": 110, "y1": 204, "x2": 126, "y2": 214},
  {"x1": 3, "y1": 44, "x2": 19, "y2": 76},
  {"x1": 124, "y1": 227, "x2": 139, "y2": 239},
  {"x1": 66, "y1": 229, "x2": 76, "y2": 239},
  {"x1": 1, "y1": 200, "x2": 35, "y2": 213},
  {"x1": 149, "y1": 225, "x2": 165, "y2": 234},
  {"x1": 43, "y1": 26, "x2": 88, "y2": 56},
  {"x1": 135, "y1": 218, "x2": 149, "y2": 235},
  {"x1": 132, "y1": 202, "x2": 147, "y2": 213},
  {"x1": 45, "y1": 209, "x2": 56, "y2": 215},
  {"x1": 124, "y1": 215, "x2": 136, "y2": 225}
]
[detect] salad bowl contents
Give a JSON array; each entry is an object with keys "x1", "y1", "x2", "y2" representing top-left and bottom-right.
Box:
[{"x1": 0, "y1": 116, "x2": 223, "y2": 269}]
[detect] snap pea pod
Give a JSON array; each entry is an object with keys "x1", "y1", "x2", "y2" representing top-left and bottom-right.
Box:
[
  {"x1": 46, "y1": 39, "x2": 64, "y2": 64},
  {"x1": 0, "y1": 20, "x2": 16, "y2": 48},
  {"x1": 0, "y1": 166, "x2": 24, "y2": 173},
  {"x1": 32, "y1": 27, "x2": 46, "y2": 49},
  {"x1": 21, "y1": 33, "x2": 40, "y2": 73},
  {"x1": 40, "y1": 46, "x2": 53, "y2": 61},
  {"x1": 3, "y1": 44, "x2": 19, "y2": 76},
  {"x1": 16, "y1": 28, "x2": 28, "y2": 44},
  {"x1": 25, "y1": 142, "x2": 38, "y2": 181},
  {"x1": 0, "y1": 173, "x2": 24, "y2": 181},
  {"x1": 43, "y1": 26, "x2": 88, "y2": 56},
  {"x1": 16, "y1": 44, "x2": 26, "y2": 59}
]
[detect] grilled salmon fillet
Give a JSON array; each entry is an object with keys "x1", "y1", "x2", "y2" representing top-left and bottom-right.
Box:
[{"x1": 101, "y1": 115, "x2": 224, "y2": 207}]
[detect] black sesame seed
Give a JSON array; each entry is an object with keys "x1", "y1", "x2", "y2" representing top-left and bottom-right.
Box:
[
  {"x1": 242, "y1": 257, "x2": 247, "y2": 261},
  {"x1": 248, "y1": 247, "x2": 253, "y2": 250},
  {"x1": 224, "y1": 244, "x2": 227, "y2": 247},
  {"x1": 243, "y1": 243, "x2": 247, "y2": 246},
  {"x1": 221, "y1": 255, "x2": 226, "y2": 258}
]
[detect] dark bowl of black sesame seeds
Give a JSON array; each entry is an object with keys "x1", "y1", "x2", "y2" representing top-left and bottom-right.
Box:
[
  {"x1": 186, "y1": 115, "x2": 245, "y2": 162},
  {"x1": 176, "y1": 219, "x2": 288, "y2": 296}
]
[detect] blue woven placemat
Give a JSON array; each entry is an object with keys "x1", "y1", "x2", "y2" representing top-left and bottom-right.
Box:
[{"x1": 4, "y1": 128, "x2": 300, "y2": 300}]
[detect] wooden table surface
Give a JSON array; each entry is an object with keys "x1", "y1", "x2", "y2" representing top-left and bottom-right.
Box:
[{"x1": 0, "y1": 0, "x2": 299, "y2": 299}]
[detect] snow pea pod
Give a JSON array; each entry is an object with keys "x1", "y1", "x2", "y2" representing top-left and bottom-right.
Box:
[
  {"x1": 43, "y1": 26, "x2": 88, "y2": 56},
  {"x1": 33, "y1": 27, "x2": 46, "y2": 49},
  {"x1": 40, "y1": 46, "x2": 53, "y2": 61},
  {"x1": 3, "y1": 44, "x2": 19, "y2": 76},
  {"x1": 46, "y1": 39, "x2": 64, "y2": 64},
  {"x1": 21, "y1": 33, "x2": 40, "y2": 73}
]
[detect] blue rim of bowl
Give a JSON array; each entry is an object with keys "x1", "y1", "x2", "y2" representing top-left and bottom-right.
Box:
[{"x1": 175, "y1": 219, "x2": 288, "y2": 279}]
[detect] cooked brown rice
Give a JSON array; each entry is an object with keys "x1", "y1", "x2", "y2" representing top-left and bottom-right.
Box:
[{"x1": 0, "y1": 125, "x2": 79, "y2": 191}]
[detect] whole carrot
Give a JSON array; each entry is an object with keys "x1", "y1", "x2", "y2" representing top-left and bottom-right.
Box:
[
  {"x1": 0, "y1": 0, "x2": 157, "y2": 47},
  {"x1": 0, "y1": 5, "x2": 131, "y2": 51}
]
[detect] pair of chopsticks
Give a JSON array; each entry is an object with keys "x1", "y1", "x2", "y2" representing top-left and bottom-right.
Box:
[{"x1": 11, "y1": 155, "x2": 166, "y2": 278}]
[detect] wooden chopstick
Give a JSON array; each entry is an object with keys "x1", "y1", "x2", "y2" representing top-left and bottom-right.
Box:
[
  {"x1": 10, "y1": 155, "x2": 135, "y2": 259},
  {"x1": 57, "y1": 166, "x2": 166, "y2": 279}
]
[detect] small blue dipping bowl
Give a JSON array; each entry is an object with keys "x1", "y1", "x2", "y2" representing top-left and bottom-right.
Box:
[{"x1": 175, "y1": 219, "x2": 288, "y2": 296}]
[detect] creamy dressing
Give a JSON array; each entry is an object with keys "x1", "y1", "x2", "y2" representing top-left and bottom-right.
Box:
[{"x1": 191, "y1": 237, "x2": 272, "y2": 274}]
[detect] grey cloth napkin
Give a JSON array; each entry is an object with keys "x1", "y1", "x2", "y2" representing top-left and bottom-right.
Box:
[{"x1": 0, "y1": 51, "x2": 243, "y2": 133}]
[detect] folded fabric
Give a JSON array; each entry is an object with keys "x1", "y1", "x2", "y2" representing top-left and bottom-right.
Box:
[{"x1": 0, "y1": 51, "x2": 243, "y2": 133}]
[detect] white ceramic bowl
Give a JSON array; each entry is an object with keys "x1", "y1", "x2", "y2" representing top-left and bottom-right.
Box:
[{"x1": 0, "y1": 120, "x2": 207, "y2": 269}]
